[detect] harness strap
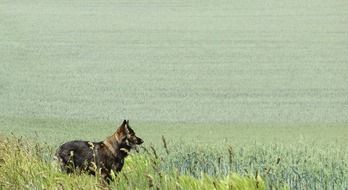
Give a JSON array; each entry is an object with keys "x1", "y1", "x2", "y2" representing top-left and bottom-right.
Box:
[
  {"x1": 103, "y1": 134, "x2": 120, "y2": 156},
  {"x1": 103, "y1": 140, "x2": 117, "y2": 156}
]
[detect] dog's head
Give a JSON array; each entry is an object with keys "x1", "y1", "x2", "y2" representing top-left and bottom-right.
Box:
[{"x1": 115, "y1": 120, "x2": 144, "y2": 152}]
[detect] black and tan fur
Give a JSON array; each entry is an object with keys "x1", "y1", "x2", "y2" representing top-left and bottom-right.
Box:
[{"x1": 55, "y1": 120, "x2": 143, "y2": 182}]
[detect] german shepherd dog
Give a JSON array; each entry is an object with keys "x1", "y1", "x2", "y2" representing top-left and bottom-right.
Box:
[{"x1": 55, "y1": 120, "x2": 143, "y2": 182}]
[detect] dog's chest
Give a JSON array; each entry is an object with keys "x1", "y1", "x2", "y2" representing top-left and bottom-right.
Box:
[{"x1": 113, "y1": 157, "x2": 125, "y2": 172}]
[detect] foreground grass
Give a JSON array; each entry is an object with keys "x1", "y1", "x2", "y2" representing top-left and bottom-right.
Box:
[
  {"x1": 0, "y1": 118, "x2": 347, "y2": 189},
  {"x1": 1, "y1": 133, "x2": 347, "y2": 189},
  {"x1": 0, "y1": 137, "x2": 265, "y2": 190}
]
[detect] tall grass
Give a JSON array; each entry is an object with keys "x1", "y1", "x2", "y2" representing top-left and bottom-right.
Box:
[
  {"x1": 156, "y1": 140, "x2": 348, "y2": 189},
  {"x1": 0, "y1": 137, "x2": 265, "y2": 190},
  {"x1": 1, "y1": 135, "x2": 347, "y2": 189}
]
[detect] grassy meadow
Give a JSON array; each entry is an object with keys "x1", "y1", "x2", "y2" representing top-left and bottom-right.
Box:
[{"x1": 1, "y1": 0, "x2": 348, "y2": 189}]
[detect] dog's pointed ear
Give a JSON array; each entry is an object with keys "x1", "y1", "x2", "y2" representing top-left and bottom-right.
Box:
[
  {"x1": 125, "y1": 120, "x2": 130, "y2": 134},
  {"x1": 117, "y1": 120, "x2": 127, "y2": 134}
]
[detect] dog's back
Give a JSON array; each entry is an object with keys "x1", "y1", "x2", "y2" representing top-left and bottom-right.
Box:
[{"x1": 56, "y1": 140, "x2": 96, "y2": 173}]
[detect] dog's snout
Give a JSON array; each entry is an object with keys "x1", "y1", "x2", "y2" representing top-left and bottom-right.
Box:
[{"x1": 138, "y1": 138, "x2": 144, "y2": 145}]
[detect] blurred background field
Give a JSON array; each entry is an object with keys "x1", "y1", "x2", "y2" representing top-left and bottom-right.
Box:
[
  {"x1": 1, "y1": 116, "x2": 348, "y2": 147},
  {"x1": 1, "y1": 0, "x2": 347, "y2": 123}
]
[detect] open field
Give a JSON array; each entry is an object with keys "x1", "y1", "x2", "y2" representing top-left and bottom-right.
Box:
[
  {"x1": 1, "y1": 0, "x2": 348, "y2": 123},
  {"x1": 1, "y1": 116, "x2": 348, "y2": 147},
  {"x1": 1, "y1": 0, "x2": 348, "y2": 189}
]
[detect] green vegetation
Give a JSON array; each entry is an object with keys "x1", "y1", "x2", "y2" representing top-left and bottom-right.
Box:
[
  {"x1": 1, "y1": 0, "x2": 347, "y2": 189},
  {"x1": 0, "y1": 137, "x2": 266, "y2": 190},
  {"x1": 0, "y1": 118, "x2": 347, "y2": 189},
  {"x1": 1, "y1": 116, "x2": 348, "y2": 148},
  {"x1": 1, "y1": 0, "x2": 347, "y2": 123}
]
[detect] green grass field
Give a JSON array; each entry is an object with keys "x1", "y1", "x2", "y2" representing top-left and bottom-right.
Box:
[
  {"x1": 1, "y1": 0, "x2": 348, "y2": 189},
  {"x1": 1, "y1": 0, "x2": 348, "y2": 123}
]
